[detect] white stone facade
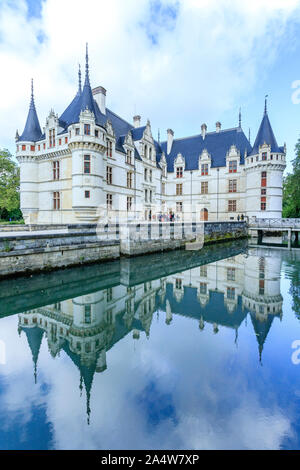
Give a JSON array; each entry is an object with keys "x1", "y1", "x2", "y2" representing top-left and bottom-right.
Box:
[{"x1": 16, "y1": 54, "x2": 286, "y2": 225}]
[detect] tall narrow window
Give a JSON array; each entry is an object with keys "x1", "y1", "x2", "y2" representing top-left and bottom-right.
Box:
[
  {"x1": 227, "y1": 287, "x2": 235, "y2": 299},
  {"x1": 84, "y1": 124, "x2": 90, "y2": 135},
  {"x1": 229, "y1": 161, "x2": 237, "y2": 173},
  {"x1": 106, "y1": 193, "x2": 112, "y2": 210},
  {"x1": 261, "y1": 171, "x2": 267, "y2": 187},
  {"x1": 149, "y1": 169, "x2": 152, "y2": 182},
  {"x1": 107, "y1": 166, "x2": 112, "y2": 185},
  {"x1": 127, "y1": 172, "x2": 132, "y2": 189},
  {"x1": 161, "y1": 182, "x2": 165, "y2": 195},
  {"x1": 228, "y1": 200, "x2": 236, "y2": 212},
  {"x1": 176, "y1": 183, "x2": 183, "y2": 195},
  {"x1": 261, "y1": 197, "x2": 266, "y2": 211},
  {"x1": 49, "y1": 129, "x2": 55, "y2": 148},
  {"x1": 201, "y1": 181, "x2": 208, "y2": 194},
  {"x1": 200, "y1": 282, "x2": 207, "y2": 295},
  {"x1": 107, "y1": 140, "x2": 112, "y2": 157},
  {"x1": 144, "y1": 168, "x2": 148, "y2": 181},
  {"x1": 228, "y1": 179, "x2": 237, "y2": 193},
  {"x1": 126, "y1": 149, "x2": 132, "y2": 165},
  {"x1": 84, "y1": 305, "x2": 91, "y2": 324},
  {"x1": 53, "y1": 192, "x2": 60, "y2": 210},
  {"x1": 84, "y1": 155, "x2": 91, "y2": 174},
  {"x1": 176, "y1": 167, "x2": 183, "y2": 178},
  {"x1": 127, "y1": 196, "x2": 133, "y2": 211},
  {"x1": 227, "y1": 267, "x2": 235, "y2": 281},
  {"x1": 201, "y1": 164, "x2": 208, "y2": 176},
  {"x1": 53, "y1": 161, "x2": 60, "y2": 180},
  {"x1": 262, "y1": 152, "x2": 267, "y2": 161}
]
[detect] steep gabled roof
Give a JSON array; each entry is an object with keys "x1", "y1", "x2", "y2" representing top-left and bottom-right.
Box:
[
  {"x1": 159, "y1": 128, "x2": 251, "y2": 172},
  {"x1": 19, "y1": 80, "x2": 43, "y2": 142}
]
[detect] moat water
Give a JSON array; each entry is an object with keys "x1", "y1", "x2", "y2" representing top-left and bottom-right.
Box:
[{"x1": 0, "y1": 240, "x2": 300, "y2": 450}]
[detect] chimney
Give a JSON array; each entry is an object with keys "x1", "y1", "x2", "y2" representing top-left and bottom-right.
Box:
[
  {"x1": 201, "y1": 123, "x2": 207, "y2": 140},
  {"x1": 216, "y1": 121, "x2": 221, "y2": 133},
  {"x1": 133, "y1": 115, "x2": 141, "y2": 128},
  {"x1": 167, "y1": 129, "x2": 174, "y2": 155},
  {"x1": 92, "y1": 86, "x2": 106, "y2": 114}
]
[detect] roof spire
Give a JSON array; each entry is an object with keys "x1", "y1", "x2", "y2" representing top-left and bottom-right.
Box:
[
  {"x1": 19, "y1": 79, "x2": 43, "y2": 142},
  {"x1": 78, "y1": 63, "x2": 82, "y2": 94},
  {"x1": 31, "y1": 78, "x2": 34, "y2": 105},
  {"x1": 239, "y1": 107, "x2": 241, "y2": 128},
  {"x1": 264, "y1": 94, "x2": 268, "y2": 115},
  {"x1": 85, "y1": 42, "x2": 90, "y2": 85},
  {"x1": 248, "y1": 127, "x2": 251, "y2": 144}
]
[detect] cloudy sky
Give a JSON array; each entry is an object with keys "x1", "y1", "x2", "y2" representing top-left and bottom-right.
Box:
[{"x1": 1, "y1": 0, "x2": 300, "y2": 172}]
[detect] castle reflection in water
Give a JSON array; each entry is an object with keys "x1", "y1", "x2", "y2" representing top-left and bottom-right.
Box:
[{"x1": 14, "y1": 241, "x2": 283, "y2": 422}]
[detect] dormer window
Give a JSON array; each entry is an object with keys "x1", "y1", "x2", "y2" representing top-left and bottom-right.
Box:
[
  {"x1": 176, "y1": 167, "x2": 183, "y2": 178},
  {"x1": 84, "y1": 124, "x2": 90, "y2": 135},
  {"x1": 262, "y1": 152, "x2": 267, "y2": 161},
  {"x1": 49, "y1": 129, "x2": 55, "y2": 148},
  {"x1": 229, "y1": 161, "x2": 237, "y2": 173},
  {"x1": 126, "y1": 149, "x2": 132, "y2": 165},
  {"x1": 201, "y1": 164, "x2": 208, "y2": 176}
]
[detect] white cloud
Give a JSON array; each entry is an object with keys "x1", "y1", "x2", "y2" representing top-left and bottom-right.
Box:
[{"x1": 0, "y1": 0, "x2": 299, "y2": 152}]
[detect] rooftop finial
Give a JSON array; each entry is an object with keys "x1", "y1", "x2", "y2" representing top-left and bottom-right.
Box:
[
  {"x1": 31, "y1": 79, "x2": 34, "y2": 106},
  {"x1": 158, "y1": 128, "x2": 160, "y2": 144},
  {"x1": 85, "y1": 42, "x2": 89, "y2": 84},
  {"x1": 264, "y1": 94, "x2": 268, "y2": 115},
  {"x1": 248, "y1": 127, "x2": 251, "y2": 144},
  {"x1": 78, "y1": 63, "x2": 82, "y2": 94},
  {"x1": 239, "y1": 107, "x2": 241, "y2": 128}
]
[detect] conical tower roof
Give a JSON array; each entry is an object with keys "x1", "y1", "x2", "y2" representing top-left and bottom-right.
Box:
[
  {"x1": 59, "y1": 45, "x2": 106, "y2": 128},
  {"x1": 250, "y1": 97, "x2": 280, "y2": 155},
  {"x1": 22, "y1": 326, "x2": 44, "y2": 383},
  {"x1": 19, "y1": 80, "x2": 43, "y2": 142}
]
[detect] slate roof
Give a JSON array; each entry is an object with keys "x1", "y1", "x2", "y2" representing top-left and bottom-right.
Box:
[
  {"x1": 250, "y1": 110, "x2": 281, "y2": 156},
  {"x1": 19, "y1": 82, "x2": 43, "y2": 142},
  {"x1": 159, "y1": 128, "x2": 252, "y2": 172}
]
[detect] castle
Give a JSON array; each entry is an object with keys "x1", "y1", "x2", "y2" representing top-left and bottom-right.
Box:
[
  {"x1": 16, "y1": 46, "x2": 286, "y2": 225},
  {"x1": 17, "y1": 246, "x2": 283, "y2": 422}
]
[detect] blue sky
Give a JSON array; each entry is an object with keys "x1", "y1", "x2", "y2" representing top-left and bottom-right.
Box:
[{"x1": 1, "y1": 0, "x2": 300, "y2": 172}]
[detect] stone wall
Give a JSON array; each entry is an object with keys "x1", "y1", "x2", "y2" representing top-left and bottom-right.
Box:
[
  {"x1": 119, "y1": 221, "x2": 247, "y2": 256},
  {"x1": 0, "y1": 228, "x2": 120, "y2": 278},
  {"x1": 0, "y1": 221, "x2": 247, "y2": 277}
]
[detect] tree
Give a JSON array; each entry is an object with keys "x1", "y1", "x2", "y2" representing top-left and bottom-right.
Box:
[
  {"x1": 0, "y1": 149, "x2": 22, "y2": 221},
  {"x1": 282, "y1": 137, "x2": 300, "y2": 218}
]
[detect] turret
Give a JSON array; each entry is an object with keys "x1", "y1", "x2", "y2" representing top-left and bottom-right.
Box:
[
  {"x1": 245, "y1": 97, "x2": 286, "y2": 219},
  {"x1": 68, "y1": 44, "x2": 106, "y2": 222},
  {"x1": 16, "y1": 80, "x2": 42, "y2": 223}
]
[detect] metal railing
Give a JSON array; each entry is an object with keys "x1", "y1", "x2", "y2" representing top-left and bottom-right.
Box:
[{"x1": 249, "y1": 218, "x2": 300, "y2": 229}]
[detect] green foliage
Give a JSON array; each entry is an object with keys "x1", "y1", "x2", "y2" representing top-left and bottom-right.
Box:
[
  {"x1": 0, "y1": 149, "x2": 21, "y2": 221},
  {"x1": 282, "y1": 138, "x2": 300, "y2": 218}
]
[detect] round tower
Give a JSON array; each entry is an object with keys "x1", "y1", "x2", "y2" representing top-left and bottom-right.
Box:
[
  {"x1": 16, "y1": 80, "x2": 42, "y2": 224},
  {"x1": 68, "y1": 45, "x2": 106, "y2": 222},
  {"x1": 245, "y1": 98, "x2": 286, "y2": 219}
]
